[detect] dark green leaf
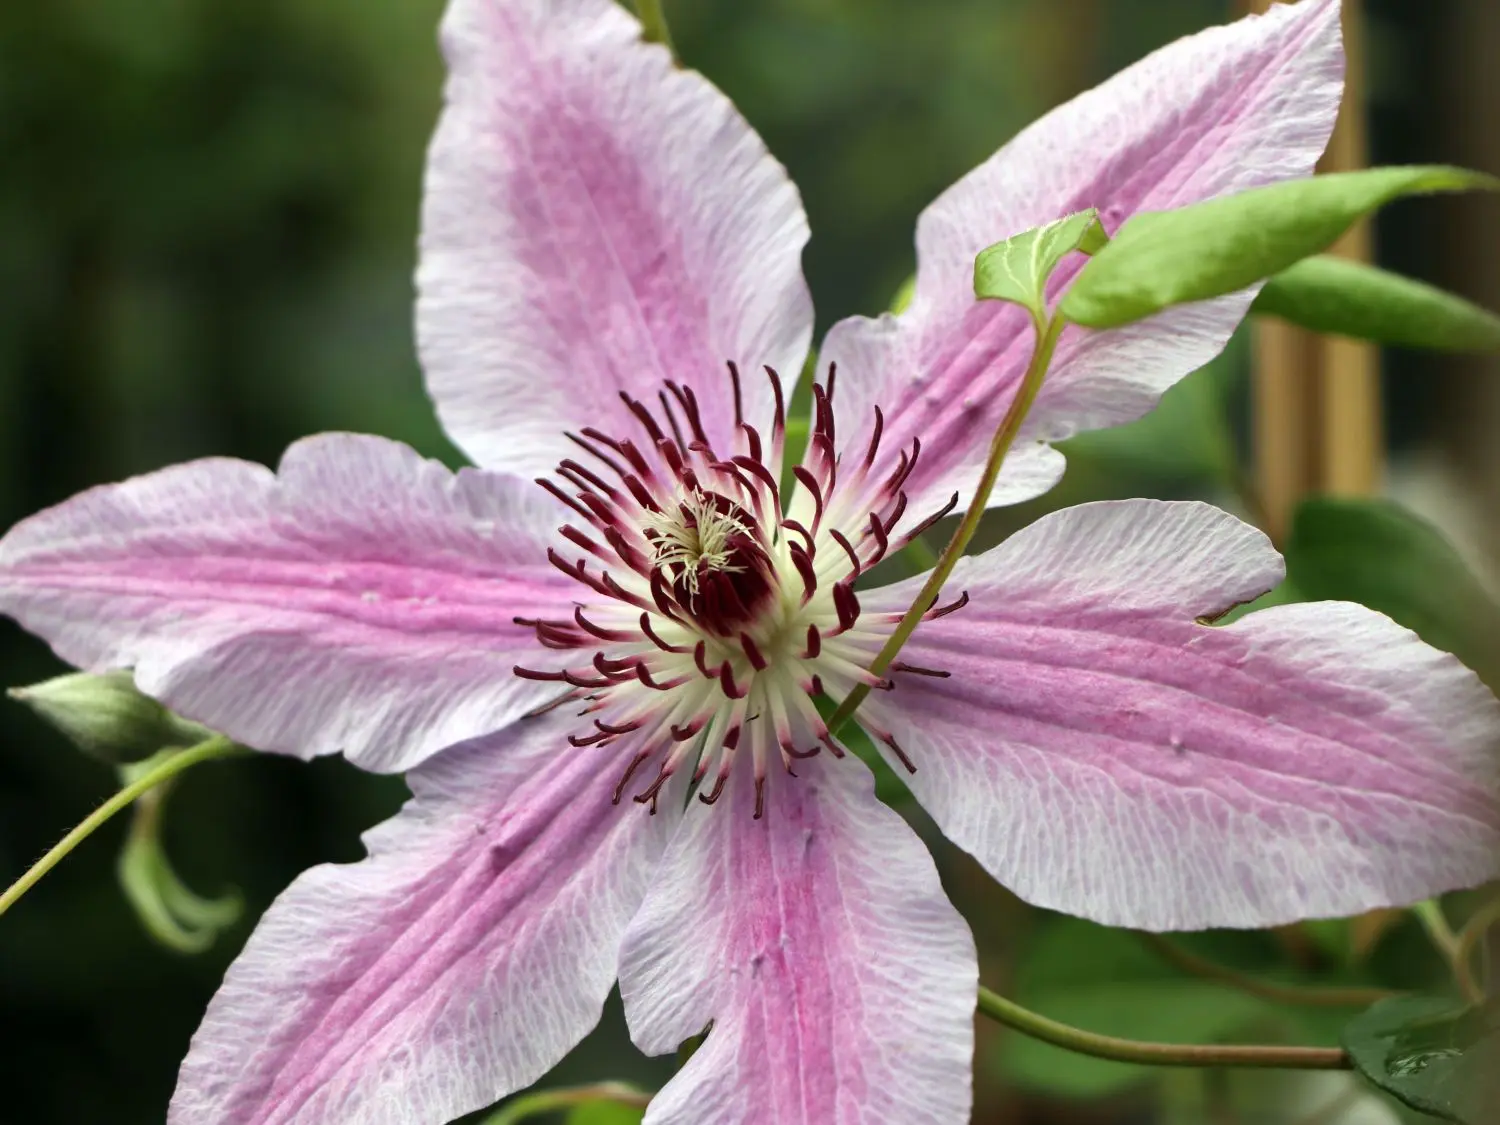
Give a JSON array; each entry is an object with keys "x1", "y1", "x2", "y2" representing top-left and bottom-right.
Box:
[
  {"x1": 1062, "y1": 166, "x2": 1498, "y2": 329},
  {"x1": 1252, "y1": 256, "x2": 1500, "y2": 352},
  {"x1": 1342, "y1": 996, "x2": 1499, "y2": 1122},
  {"x1": 1285, "y1": 497, "x2": 1500, "y2": 684},
  {"x1": 973, "y1": 210, "x2": 1108, "y2": 319}
]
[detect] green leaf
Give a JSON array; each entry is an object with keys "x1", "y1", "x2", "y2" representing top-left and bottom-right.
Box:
[
  {"x1": 1342, "y1": 996, "x2": 1499, "y2": 1122},
  {"x1": 1253, "y1": 255, "x2": 1500, "y2": 352},
  {"x1": 565, "y1": 1103, "x2": 646, "y2": 1125},
  {"x1": 1062, "y1": 166, "x2": 1499, "y2": 329},
  {"x1": 973, "y1": 209, "x2": 1109, "y2": 319},
  {"x1": 998, "y1": 918, "x2": 1270, "y2": 1098},
  {"x1": 1284, "y1": 497, "x2": 1500, "y2": 684}
]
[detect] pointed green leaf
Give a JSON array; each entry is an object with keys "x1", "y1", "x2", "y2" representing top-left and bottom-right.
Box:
[
  {"x1": 1062, "y1": 166, "x2": 1499, "y2": 329},
  {"x1": 974, "y1": 209, "x2": 1109, "y2": 319},
  {"x1": 1284, "y1": 497, "x2": 1500, "y2": 685},
  {"x1": 1342, "y1": 996, "x2": 1498, "y2": 1123},
  {"x1": 1253, "y1": 255, "x2": 1500, "y2": 352}
]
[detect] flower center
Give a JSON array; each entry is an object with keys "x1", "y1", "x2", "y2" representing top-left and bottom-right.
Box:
[
  {"x1": 642, "y1": 491, "x2": 773, "y2": 636},
  {"x1": 514, "y1": 364, "x2": 964, "y2": 817}
]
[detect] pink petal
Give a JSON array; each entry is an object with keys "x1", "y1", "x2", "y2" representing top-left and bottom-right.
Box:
[
  {"x1": 417, "y1": 0, "x2": 813, "y2": 476},
  {"x1": 823, "y1": 0, "x2": 1343, "y2": 516},
  {"x1": 861, "y1": 500, "x2": 1500, "y2": 931},
  {"x1": 619, "y1": 758, "x2": 976, "y2": 1125},
  {"x1": 170, "y1": 716, "x2": 676, "y2": 1125},
  {"x1": 0, "y1": 433, "x2": 571, "y2": 772}
]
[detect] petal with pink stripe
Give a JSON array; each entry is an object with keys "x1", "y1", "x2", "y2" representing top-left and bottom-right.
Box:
[
  {"x1": 619, "y1": 758, "x2": 976, "y2": 1125},
  {"x1": 862, "y1": 500, "x2": 1500, "y2": 930},
  {"x1": 823, "y1": 0, "x2": 1344, "y2": 516},
  {"x1": 0, "y1": 433, "x2": 571, "y2": 772},
  {"x1": 417, "y1": 0, "x2": 813, "y2": 476},
  {"x1": 170, "y1": 716, "x2": 677, "y2": 1125}
]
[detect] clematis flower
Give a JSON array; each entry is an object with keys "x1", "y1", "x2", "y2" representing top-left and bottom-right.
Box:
[{"x1": 1, "y1": 0, "x2": 1496, "y2": 1122}]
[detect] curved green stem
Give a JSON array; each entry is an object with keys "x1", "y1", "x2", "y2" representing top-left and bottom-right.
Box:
[
  {"x1": 1413, "y1": 899, "x2": 1482, "y2": 1003},
  {"x1": 481, "y1": 1082, "x2": 651, "y2": 1125},
  {"x1": 0, "y1": 735, "x2": 237, "y2": 918},
  {"x1": 633, "y1": 0, "x2": 674, "y2": 53},
  {"x1": 1139, "y1": 932, "x2": 1400, "y2": 1008},
  {"x1": 828, "y1": 311, "x2": 1066, "y2": 736},
  {"x1": 1455, "y1": 897, "x2": 1500, "y2": 997},
  {"x1": 977, "y1": 985, "x2": 1350, "y2": 1070}
]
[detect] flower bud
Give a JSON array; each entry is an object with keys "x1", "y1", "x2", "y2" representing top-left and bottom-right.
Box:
[{"x1": 8, "y1": 670, "x2": 211, "y2": 763}]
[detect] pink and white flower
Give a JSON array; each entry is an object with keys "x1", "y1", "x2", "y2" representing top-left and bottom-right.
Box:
[{"x1": 2, "y1": 1, "x2": 1496, "y2": 1122}]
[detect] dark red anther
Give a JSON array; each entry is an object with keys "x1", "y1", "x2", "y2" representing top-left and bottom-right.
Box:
[
  {"x1": 827, "y1": 528, "x2": 861, "y2": 576},
  {"x1": 883, "y1": 734, "x2": 917, "y2": 774},
  {"x1": 595, "y1": 718, "x2": 642, "y2": 735},
  {"x1": 891, "y1": 661, "x2": 952, "y2": 678},
  {"x1": 698, "y1": 771, "x2": 729, "y2": 806},
  {"x1": 832, "y1": 581, "x2": 860, "y2": 631},
  {"x1": 784, "y1": 742, "x2": 820, "y2": 759},
  {"x1": 819, "y1": 733, "x2": 846, "y2": 759},
  {"x1": 635, "y1": 662, "x2": 678, "y2": 691},
  {"x1": 879, "y1": 491, "x2": 909, "y2": 537},
  {"x1": 863, "y1": 406, "x2": 885, "y2": 471},
  {"x1": 864, "y1": 511, "x2": 890, "y2": 566},
  {"x1": 726, "y1": 360, "x2": 745, "y2": 427},
  {"x1": 560, "y1": 525, "x2": 607, "y2": 559},
  {"x1": 622, "y1": 473, "x2": 659, "y2": 512},
  {"x1": 782, "y1": 519, "x2": 815, "y2": 555},
  {"x1": 634, "y1": 767, "x2": 672, "y2": 813},
  {"x1": 657, "y1": 389, "x2": 689, "y2": 450},
  {"x1": 692, "y1": 639, "x2": 715, "y2": 679},
  {"x1": 568, "y1": 729, "x2": 615, "y2": 747},
  {"x1": 740, "y1": 633, "x2": 767, "y2": 671},
  {"x1": 640, "y1": 612, "x2": 690, "y2": 653},
  {"x1": 613, "y1": 750, "x2": 654, "y2": 805},
  {"x1": 904, "y1": 491, "x2": 959, "y2": 541},
  {"x1": 753, "y1": 776, "x2": 767, "y2": 819},
  {"x1": 791, "y1": 466, "x2": 825, "y2": 530},
  {"x1": 803, "y1": 624, "x2": 822, "y2": 659},
  {"x1": 670, "y1": 719, "x2": 705, "y2": 741},
  {"x1": 764, "y1": 365, "x2": 786, "y2": 434},
  {"x1": 787, "y1": 542, "x2": 818, "y2": 604},
  {"x1": 730, "y1": 455, "x2": 780, "y2": 508},
  {"x1": 621, "y1": 392, "x2": 668, "y2": 445},
  {"x1": 825, "y1": 361, "x2": 838, "y2": 402},
  {"x1": 566, "y1": 431, "x2": 628, "y2": 478},
  {"x1": 926, "y1": 590, "x2": 970, "y2": 619},
  {"x1": 719, "y1": 661, "x2": 749, "y2": 699},
  {"x1": 537, "y1": 479, "x2": 595, "y2": 522},
  {"x1": 557, "y1": 458, "x2": 620, "y2": 499}
]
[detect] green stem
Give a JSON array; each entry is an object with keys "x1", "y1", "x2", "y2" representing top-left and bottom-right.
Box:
[
  {"x1": 480, "y1": 1082, "x2": 651, "y2": 1125},
  {"x1": 1455, "y1": 897, "x2": 1500, "y2": 996},
  {"x1": 1413, "y1": 899, "x2": 1482, "y2": 1003},
  {"x1": 1139, "y1": 932, "x2": 1400, "y2": 1008},
  {"x1": 828, "y1": 311, "x2": 1066, "y2": 736},
  {"x1": 633, "y1": 0, "x2": 674, "y2": 53},
  {"x1": 976, "y1": 985, "x2": 1350, "y2": 1070},
  {"x1": 0, "y1": 735, "x2": 236, "y2": 918}
]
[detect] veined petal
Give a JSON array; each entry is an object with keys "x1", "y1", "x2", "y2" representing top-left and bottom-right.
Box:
[
  {"x1": 0, "y1": 433, "x2": 571, "y2": 772},
  {"x1": 418, "y1": 0, "x2": 813, "y2": 475},
  {"x1": 170, "y1": 716, "x2": 676, "y2": 1125},
  {"x1": 863, "y1": 500, "x2": 1500, "y2": 931},
  {"x1": 823, "y1": 0, "x2": 1343, "y2": 515},
  {"x1": 619, "y1": 757, "x2": 975, "y2": 1125}
]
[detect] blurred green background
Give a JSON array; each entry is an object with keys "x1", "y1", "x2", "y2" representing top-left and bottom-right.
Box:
[{"x1": 1, "y1": 1, "x2": 1496, "y2": 1122}]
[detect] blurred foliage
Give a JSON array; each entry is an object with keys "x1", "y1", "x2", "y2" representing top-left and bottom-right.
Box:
[{"x1": 0, "y1": 1, "x2": 1488, "y2": 1124}]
